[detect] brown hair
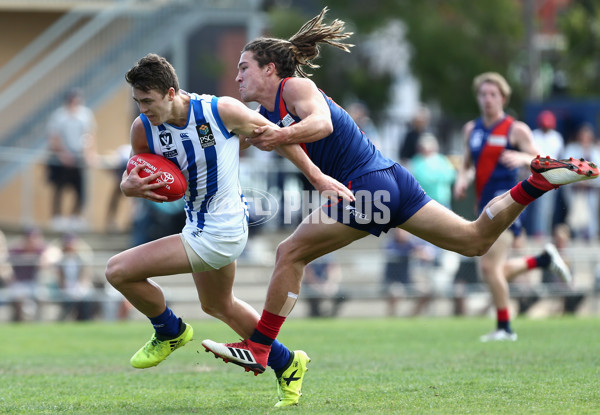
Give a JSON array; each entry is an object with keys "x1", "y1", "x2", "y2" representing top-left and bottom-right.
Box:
[
  {"x1": 125, "y1": 53, "x2": 179, "y2": 95},
  {"x1": 243, "y1": 7, "x2": 353, "y2": 78}
]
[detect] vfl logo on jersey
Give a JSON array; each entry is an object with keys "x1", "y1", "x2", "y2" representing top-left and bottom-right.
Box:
[
  {"x1": 180, "y1": 133, "x2": 190, "y2": 140},
  {"x1": 470, "y1": 130, "x2": 484, "y2": 150},
  {"x1": 196, "y1": 123, "x2": 216, "y2": 148},
  {"x1": 159, "y1": 130, "x2": 178, "y2": 158}
]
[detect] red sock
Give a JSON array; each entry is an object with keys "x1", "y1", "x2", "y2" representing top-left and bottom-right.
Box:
[
  {"x1": 497, "y1": 308, "x2": 510, "y2": 323},
  {"x1": 525, "y1": 256, "x2": 537, "y2": 270},
  {"x1": 510, "y1": 182, "x2": 537, "y2": 206},
  {"x1": 255, "y1": 309, "x2": 286, "y2": 341}
]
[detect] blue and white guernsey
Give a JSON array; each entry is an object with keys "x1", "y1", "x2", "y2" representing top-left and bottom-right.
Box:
[{"x1": 139, "y1": 92, "x2": 247, "y2": 237}]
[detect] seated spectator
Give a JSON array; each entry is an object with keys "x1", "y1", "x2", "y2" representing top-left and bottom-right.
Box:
[
  {"x1": 382, "y1": 228, "x2": 435, "y2": 317},
  {"x1": 8, "y1": 227, "x2": 50, "y2": 322},
  {"x1": 0, "y1": 230, "x2": 13, "y2": 289},
  {"x1": 563, "y1": 124, "x2": 600, "y2": 240},
  {"x1": 302, "y1": 254, "x2": 346, "y2": 318},
  {"x1": 54, "y1": 233, "x2": 95, "y2": 321}
]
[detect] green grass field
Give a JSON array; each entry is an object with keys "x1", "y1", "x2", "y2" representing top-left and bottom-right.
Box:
[{"x1": 1, "y1": 317, "x2": 599, "y2": 414}]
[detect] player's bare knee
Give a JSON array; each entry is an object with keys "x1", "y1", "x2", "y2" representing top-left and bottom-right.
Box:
[
  {"x1": 275, "y1": 239, "x2": 310, "y2": 267},
  {"x1": 105, "y1": 255, "x2": 126, "y2": 287},
  {"x1": 200, "y1": 302, "x2": 220, "y2": 318},
  {"x1": 274, "y1": 240, "x2": 295, "y2": 264},
  {"x1": 200, "y1": 301, "x2": 231, "y2": 322}
]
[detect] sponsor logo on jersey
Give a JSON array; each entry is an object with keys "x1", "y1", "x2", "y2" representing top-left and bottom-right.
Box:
[
  {"x1": 196, "y1": 123, "x2": 216, "y2": 148},
  {"x1": 345, "y1": 204, "x2": 368, "y2": 220},
  {"x1": 180, "y1": 133, "x2": 190, "y2": 140},
  {"x1": 159, "y1": 130, "x2": 178, "y2": 158}
]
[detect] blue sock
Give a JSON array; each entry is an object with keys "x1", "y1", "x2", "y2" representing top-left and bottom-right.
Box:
[
  {"x1": 149, "y1": 307, "x2": 181, "y2": 338},
  {"x1": 268, "y1": 340, "x2": 291, "y2": 373}
]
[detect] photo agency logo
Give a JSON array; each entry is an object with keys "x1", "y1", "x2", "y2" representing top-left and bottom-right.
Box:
[
  {"x1": 244, "y1": 188, "x2": 280, "y2": 226},
  {"x1": 204, "y1": 189, "x2": 392, "y2": 227}
]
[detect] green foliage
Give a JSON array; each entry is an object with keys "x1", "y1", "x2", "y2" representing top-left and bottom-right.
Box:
[
  {"x1": 1, "y1": 317, "x2": 599, "y2": 414},
  {"x1": 558, "y1": 1, "x2": 600, "y2": 97},
  {"x1": 269, "y1": 1, "x2": 526, "y2": 121},
  {"x1": 267, "y1": 6, "x2": 393, "y2": 122},
  {"x1": 402, "y1": 1, "x2": 524, "y2": 119}
]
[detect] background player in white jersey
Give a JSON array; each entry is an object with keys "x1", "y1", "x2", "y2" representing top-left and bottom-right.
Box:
[{"x1": 105, "y1": 54, "x2": 353, "y2": 407}]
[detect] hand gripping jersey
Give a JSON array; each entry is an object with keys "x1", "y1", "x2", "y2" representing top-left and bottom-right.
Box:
[
  {"x1": 258, "y1": 78, "x2": 394, "y2": 183},
  {"x1": 469, "y1": 115, "x2": 517, "y2": 212},
  {"x1": 139, "y1": 92, "x2": 247, "y2": 237}
]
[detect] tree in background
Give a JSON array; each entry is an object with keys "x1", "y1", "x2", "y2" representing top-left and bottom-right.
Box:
[
  {"x1": 558, "y1": 0, "x2": 600, "y2": 97},
  {"x1": 267, "y1": 6, "x2": 393, "y2": 124},
  {"x1": 268, "y1": 1, "x2": 524, "y2": 122}
]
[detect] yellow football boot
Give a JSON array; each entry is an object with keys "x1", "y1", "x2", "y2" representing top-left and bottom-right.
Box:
[
  {"x1": 130, "y1": 322, "x2": 193, "y2": 369},
  {"x1": 274, "y1": 350, "x2": 311, "y2": 407}
]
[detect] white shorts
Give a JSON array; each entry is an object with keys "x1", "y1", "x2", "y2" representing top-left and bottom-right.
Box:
[{"x1": 180, "y1": 226, "x2": 248, "y2": 272}]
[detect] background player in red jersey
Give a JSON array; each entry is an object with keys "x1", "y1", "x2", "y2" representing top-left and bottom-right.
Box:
[
  {"x1": 454, "y1": 72, "x2": 573, "y2": 342},
  {"x1": 203, "y1": 8, "x2": 598, "y2": 372}
]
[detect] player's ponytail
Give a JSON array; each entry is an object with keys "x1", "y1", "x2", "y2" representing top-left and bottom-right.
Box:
[
  {"x1": 287, "y1": 7, "x2": 353, "y2": 77},
  {"x1": 243, "y1": 7, "x2": 353, "y2": 78}
]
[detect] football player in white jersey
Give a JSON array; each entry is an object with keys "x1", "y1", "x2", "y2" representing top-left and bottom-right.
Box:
[{"x1": 105, "y1": 54, "x2": 353, "y2": 407}]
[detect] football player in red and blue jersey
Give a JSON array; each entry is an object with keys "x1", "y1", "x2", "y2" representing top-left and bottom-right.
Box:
[
  {"x1": 203, "y1": 7, "x2": 598, "y2": 386},
  {"x1": 454, "y1": 72, "x2": 575, "y2": 342}
]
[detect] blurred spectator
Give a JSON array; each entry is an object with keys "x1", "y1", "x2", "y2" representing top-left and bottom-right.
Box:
[
  {"x1": 409, "y1": 133, "x2": 456, "y2": 208},
  {"x1": 562, "y1": 124, "x2": 600, "y2": 240},
  {"x1": 347, "y1": 101, "x2": 382, "y2": 148},
  {"x1": 105, "y1": 144, "x2": 132, "y2": 232},
  {"x1": 409, "y1": 133, "x2": 459, "y2": 301},
  {"x1": 54, "y1": 233, "x2": 96, "y2": 321},
  {"x1": 103, "y1": 283, "x2": 133, "y2": 321},
  {"x1": 0, "y1": 230, "x2": 13, "y2": 289},
  {"x1": 523, "y1": 110, "x2": 565, "y2": 239},
  {"x1": 302, "y1": 254, "x2": 346, "y2": 318},
  {"x1": 46, "y1": 88, "x2": 97, "y2": 231},
  {"x1": 131, "y1": 198, "x2": 187, "y2": 247},
  {"x1": 543, "y1": 224, "x2": 584, "y2": 314},
  {"x1": 399, "y1": 105, "x2": 431, "y2": 164},
  {"x1": 382, "y1": 228, "x2": 435, "y2": 317},
  {"x1": 451, "y1": 256, "x2": 479, "y2": 316},
  {"x1": 8, "y1": 227, "x2": 50, "y2": 322}
]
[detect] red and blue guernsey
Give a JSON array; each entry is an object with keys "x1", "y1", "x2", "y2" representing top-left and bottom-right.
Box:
[
  {"x1": 259, "y1": 78, "x2": 394, "y2": 183},
  {"x1": 258, "y1": 78, "x2": 431, "y2": 237},
  {"x1": 469, "y1": 115, "x2": 517, "y2": 212}
]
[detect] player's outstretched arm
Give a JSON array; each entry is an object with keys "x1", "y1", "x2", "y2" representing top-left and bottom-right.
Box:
[
  {"x1": 275, "y1": 145, "x2": 355, "y2": 202},
  {"x1": 247, "y1": 78, "x2": 333, "y2": 151},
  {"x1": 218, "y1": 96, "x2": 353, "y2": 202}
]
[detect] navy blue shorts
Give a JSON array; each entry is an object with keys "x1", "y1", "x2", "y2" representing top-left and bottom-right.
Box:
[{"x1": 323, "y1": 164, "x2": 432, "y2": 236}]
